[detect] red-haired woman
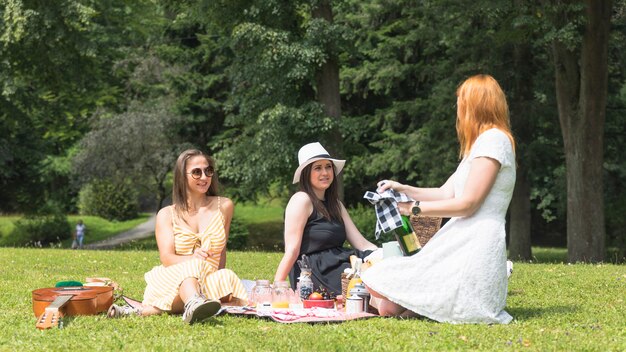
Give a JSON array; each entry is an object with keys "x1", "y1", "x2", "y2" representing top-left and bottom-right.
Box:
[
  {"x1": 362, "y1": 74, "x2": 516, "y2": 324},
  {"x1": 108, "y1": 149, "x2": 248, "y2": 324}
]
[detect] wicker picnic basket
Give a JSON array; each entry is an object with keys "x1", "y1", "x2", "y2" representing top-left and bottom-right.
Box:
[
  {"x1": 340, "y1": 216, "x2": 442, "y2": 298},
  {"x1": 340, "y1": 273, "x2": 351, "y2": 298},
  {"x1": 409, "y1": 215, "x2": 442, "y2": 248}
]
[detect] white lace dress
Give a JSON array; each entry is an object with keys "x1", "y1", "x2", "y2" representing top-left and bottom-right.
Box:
[{"x1": 362, "y1": 128, "x2": 516, "y2": 324}]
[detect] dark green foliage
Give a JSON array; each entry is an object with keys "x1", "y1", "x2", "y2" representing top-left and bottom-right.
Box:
[
  {"x1": 0, "y1": 0, "x2": 159, "y2": 212},
  {"x1": 72, "y1": 100, "x2": 185, "y2": 210},
  {"x1": 201, "y1": 1, "x2": 350, "y2": 199},
  {"x1": 3, "y1": 208, "x2": 71, "y2": 247},
  {"x1": 1, "y1": 0, "x2": 625, "y2": 259},
  {"x1": 337, "y1": 0, "x2": 473, "y2": 204},
  {"x1": 78, "y1": 180, "x2": 139, "y2": 221},
  {"x1": 227, "y1": 216, "x2": 249, "y2": 250},
  {"x1": 347, "y1": 203, "x2": 380, "y2": 246}
]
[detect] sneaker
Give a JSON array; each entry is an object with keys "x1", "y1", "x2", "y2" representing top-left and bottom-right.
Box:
[
  {"x1": 107, "y1": 304, "x2": 140, "y2": 318},
  {"x1": 506, "y1": 260, "x2": 513, "y2": 278},
  {"x1": 182, "y1": 294, "x2": 221, "y2": 324}
]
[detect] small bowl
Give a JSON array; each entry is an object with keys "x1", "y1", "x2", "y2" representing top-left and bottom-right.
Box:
[{"x1": 303, "y1": 299, "x2": 335, "y2": 309}]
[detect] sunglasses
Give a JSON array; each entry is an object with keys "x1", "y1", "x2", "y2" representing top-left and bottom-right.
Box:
[{"x1": 187, "y1": 167, "x2": 214, "y2": 179}]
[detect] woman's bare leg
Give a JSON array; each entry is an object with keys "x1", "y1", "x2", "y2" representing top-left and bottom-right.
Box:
[
  {"x1": 140, "y1": 305, "x2": 162, "y2": 316},
  {"x1": 366, "y1": 284, "x2": 415, "y2": 317},
  {"x1": 377, "y1": 298, "x2": 408, "y2": 316},
  {"x1": 179, "y1": 277, "x2": 201, "y2": 303},
  {"x1": 166, "y1": 277, "x2": 203, "y2": 314}
]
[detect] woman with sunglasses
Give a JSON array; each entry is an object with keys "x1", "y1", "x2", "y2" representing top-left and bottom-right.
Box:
[
  {"x1": 108, "y1": 149, "x2": 248, "y2": 324},
  {"x1": 274, "y1": 142, "x2": 379, "y2": 297}
]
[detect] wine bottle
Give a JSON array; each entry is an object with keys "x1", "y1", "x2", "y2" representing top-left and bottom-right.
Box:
[{"x1": 393, "y1": 215, "x2": 421, "y2": 256}]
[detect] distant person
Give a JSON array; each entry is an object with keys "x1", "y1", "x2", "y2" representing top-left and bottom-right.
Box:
[
  {"x1": 362, "y1": 74, "x2": 516, "y2": 324},
  {"x1": 74, "y1": 219, "x2": 86, "y2": 249},
  {"x1": 108, "y1": 149, "x2": 248, "y2": 324},
  {"x1": 274, "y1": 142, "x2": 379, "y2": 295}
]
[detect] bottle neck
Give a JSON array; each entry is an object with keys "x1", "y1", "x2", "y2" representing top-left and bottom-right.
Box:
[{"x1": 396, "y1": 215, "x2": 413, "y2": 235}]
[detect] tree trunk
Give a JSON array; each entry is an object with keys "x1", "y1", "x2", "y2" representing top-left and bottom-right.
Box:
[
  {"x1": 509, "y1": 174, "x2": 532, "y2": 259},
  {"x1": 311, "y1": 0, "x2": 344, "y2": 201},
  {"x1": 551, "y1": 0, "x2": 611, "y2": 262},
  {"x1": 508, "y1": 19, "x2": 534, "y2": 260}
]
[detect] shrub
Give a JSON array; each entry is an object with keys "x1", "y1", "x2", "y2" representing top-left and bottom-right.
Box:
[
  {"x1": 78, "y1": 180, "x2": 139, "y2": 221},
  {"x1": 4, "y1": 208, "x2": 71, "y2": 247},
  {"x1": 227, "y1": 216, "x2": 249, "y2": 250},
  {"x1": 348, "y1": 203, "x2": 383, "y2": 246}
]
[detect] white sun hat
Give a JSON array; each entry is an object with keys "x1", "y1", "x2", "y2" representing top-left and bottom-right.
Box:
[{"x1": 292, "y1": 142, "x2": 346, "y2": 184}]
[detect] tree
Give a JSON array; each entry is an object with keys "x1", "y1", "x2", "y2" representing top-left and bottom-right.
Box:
[
  {"x1": 545, "y1": 0, "x2": 612, "y2": 262},
  {"x1": 311, "y1": 0, "x2": 345, "y2": 198},
  {"x1": 198, "y1": 0, "x2": 348, "y2": 199},
  {"x1": 505, "y1": 0, "x2": 537, "y2": 260},
  {"x1": 73, "y1": 101, "x2": 186, "y2": 210},
  {"x1": 0, "y1": 0, "x2": 160, "y2": 211}
]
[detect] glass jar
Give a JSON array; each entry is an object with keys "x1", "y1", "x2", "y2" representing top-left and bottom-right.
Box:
[
  {"x1": 297, "y1": 268, "x2": 314, "y2": 300},
  {"x1": 252, "y1": 279, "x2": 272, "y2": 310},
  {"x1": 272, "y1": 280, "x2": 293, "y2": 308},
  {"x1": 288, "y1": 287, "x2": 303, "y2": 309}
]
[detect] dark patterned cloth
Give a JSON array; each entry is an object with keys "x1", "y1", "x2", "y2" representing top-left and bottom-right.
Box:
[{"x1": 363, "y1": 188, "x2": 413, "y2": 239}]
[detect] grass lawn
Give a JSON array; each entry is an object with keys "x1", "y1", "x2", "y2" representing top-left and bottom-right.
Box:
[
  {"x1": 116, "y1": 204, "x2": 285, "y2": 251},
  {"x1": 0, "y1": 214, "x2": 152, "y2": 248},
  {"x1": 235, "y1": 203, "x2": 285, "y2": 251},
  {"x1": 65, "y1": 214, "x2": 152, "y2": 245},
  {"x1": 0, "y1": 247, "x2": 624, "y2": 351},
  {"x1": 0, "y1": 215, "x2": 20, "y2": 237}
]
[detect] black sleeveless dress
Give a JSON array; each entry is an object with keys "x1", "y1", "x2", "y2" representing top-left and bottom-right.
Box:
[{"x1": 288, "y1": 202, "x2": 371, "y2": 296}]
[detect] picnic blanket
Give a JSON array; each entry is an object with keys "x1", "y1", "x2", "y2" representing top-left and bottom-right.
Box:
[
  {"x1": 221, "y1": 306, "x2": 378, "y2": 324},
  {"x1": 121, "y1": 296, "x2": 378, "y2": 324}
]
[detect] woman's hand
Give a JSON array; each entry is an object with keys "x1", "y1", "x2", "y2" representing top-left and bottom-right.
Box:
[
  {"x1": 192, "y1": 248, "x2": 210, "y2": 261},
  {"x1": 397, "y1": 201, "x2": 414, "y2": 216},
  {"x1": 377, "y1": 180, "x2": 402, "y2": 193}
]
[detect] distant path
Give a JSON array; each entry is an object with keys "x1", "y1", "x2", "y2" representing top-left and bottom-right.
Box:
[{"x1": 85, "y1": 214, "x2": 156, "y2": 250}]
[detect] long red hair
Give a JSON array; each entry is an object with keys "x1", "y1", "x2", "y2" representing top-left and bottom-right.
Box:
[{"x1": 456, "y1": 74, "x2": 515, "y2": 158}]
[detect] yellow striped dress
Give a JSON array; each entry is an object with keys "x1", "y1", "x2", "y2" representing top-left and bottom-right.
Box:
[{"x1": 142, "y1": 197, "x2": 248, "y2": 310}]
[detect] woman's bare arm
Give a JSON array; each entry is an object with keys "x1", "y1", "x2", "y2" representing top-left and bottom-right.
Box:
[
  {"x1": 218, "y1": 197, "x2": 234, "y2": 269},
  {"x1": 273, "y1": 192, "x2": 311, "y2": 283},
  {"x1": 396, "y1": 157, "x2": 500, "y2": 218},
  {"x1": 341, "y1": 202, "x2": 378, "y2": 251}
]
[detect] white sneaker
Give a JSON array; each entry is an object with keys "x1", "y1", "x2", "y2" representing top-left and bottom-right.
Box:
[
  {"x1": 107, "y1": 304, "x2": 140, "y2": 318},
  {"x1": 182, "y1": 294, "x2": 221, "y2": 324},
  {"x1": 506, "y1": 260, "x2": 513, "y2": 278}
]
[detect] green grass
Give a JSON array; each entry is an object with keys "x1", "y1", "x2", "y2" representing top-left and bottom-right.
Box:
[
  {"x1": 234, "y1": 203, "x2": 284, "y2": 223},
  {"x1": 0, "y1": 215, "x2": 20, "y2": 237},
  {"x1": 235, "y1": 204, "x2": 284, "y2": 251},
  {"x1": 0, "y1": 214, "x2": 151, "y2": 248},
  {"x1": 0, "y1": 248, "x2": 624, "y2": 351},
  {"x1": 115, "y1": 204, "x2": 286, "y2": 251},
  {"x1": 65, "y1": 214, "x2": 151, "y2": 245}
]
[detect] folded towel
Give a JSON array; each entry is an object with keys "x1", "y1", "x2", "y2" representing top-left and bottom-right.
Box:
[{"x1": 363, "y1": 187, "x2": 413, "y2": 239}]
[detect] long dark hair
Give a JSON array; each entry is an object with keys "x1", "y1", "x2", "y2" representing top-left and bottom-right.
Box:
[
  {"x1": 172, "y1": 149, "x2": 220, "y2": 217},
  {"x1": 299, "y1": 163, "x2": 343, "y2": 223}
]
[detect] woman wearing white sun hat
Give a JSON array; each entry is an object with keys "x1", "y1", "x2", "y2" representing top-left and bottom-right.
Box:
[{"x1": 274, "y1": 142, "x2": 379, "y2": 295}]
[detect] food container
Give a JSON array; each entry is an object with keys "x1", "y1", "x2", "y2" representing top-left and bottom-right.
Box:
[
  {"x1": 251, "y1": 279, "x2": 272, "y2": 311},
  {"x1": 302, "y1": 299, "x2": 335, "y2": 309},
  {"x1": 345, "y1": 296, "x2": 363, "y2": 314},
  {"x1": 272, "y1": 280, "x2": 294, "y2": 308},
  {"x1": 349, "y1": 283, "x2": 370, "y2": 313}
]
